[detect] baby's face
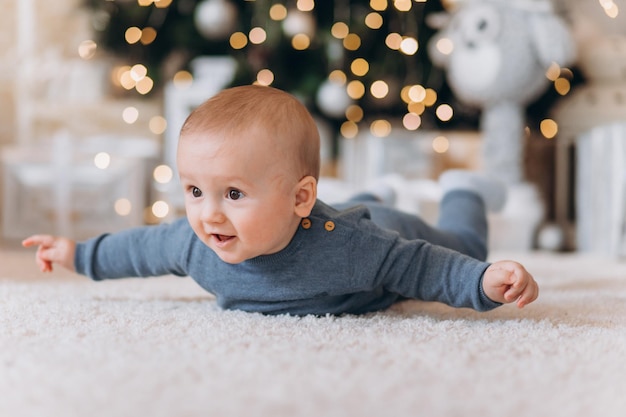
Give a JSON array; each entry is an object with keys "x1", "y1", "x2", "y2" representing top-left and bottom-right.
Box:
[{"x1": 177, "y1": 131, "x2": 303, "y2": 264}]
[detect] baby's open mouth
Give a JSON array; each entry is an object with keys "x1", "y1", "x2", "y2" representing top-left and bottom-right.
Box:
[{"x1": 214, "y1": 234, "x2": 234, "y2": 242}]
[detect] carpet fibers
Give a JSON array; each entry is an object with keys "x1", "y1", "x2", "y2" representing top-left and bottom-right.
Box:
[{"x1": 1, "y1": 249, "x2": 626, "y2": 417}]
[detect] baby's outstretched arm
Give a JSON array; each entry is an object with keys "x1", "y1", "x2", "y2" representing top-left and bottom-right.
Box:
[
  {"x1": 22, "y1": 235, "x2": 76, "y2": 273},
  {"x1": 482, "y1": 260, "x2": 538, "y2": 308}
]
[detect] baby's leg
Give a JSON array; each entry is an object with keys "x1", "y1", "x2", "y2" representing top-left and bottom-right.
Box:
[
  {"x1": 432, "y1": 170, "x2": 507, "y2": 260},
  {"x1": 356, "y1": 194, "x2": 489, "y2": 260},
  {"x1": 339, "y1": 170, "x2": 505, "y2": 261},
  {"x1": 435, "y1": 190, "x2": 489, "y2": 260}
]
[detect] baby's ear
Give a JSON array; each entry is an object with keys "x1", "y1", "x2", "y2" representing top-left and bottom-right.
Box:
[{"x1": 294, "y1": 176, "x2": 317, "y2": 218}]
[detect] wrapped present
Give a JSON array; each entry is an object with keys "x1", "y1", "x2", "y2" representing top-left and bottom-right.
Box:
[
  {"x1": 2, "y1": 135, "x2": 158, "y2": 241},
  {"x1": 576, "y1": 122, "x2": 626, "y2": 256},
  {"x1": 338, "y1": 127, "x2": 481, "y2": 188}
]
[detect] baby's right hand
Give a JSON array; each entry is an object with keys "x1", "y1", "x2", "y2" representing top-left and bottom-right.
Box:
[
  {"x1": 482, "y1": 260, "x2": 538, "y2": 308},
  {"x1": 21, "y1": 235, "x2": 77, "y2": 273}
]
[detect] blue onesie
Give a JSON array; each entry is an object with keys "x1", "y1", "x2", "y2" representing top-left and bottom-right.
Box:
[{"x1": 74, "y1": 190, "x2": 501, "y2": 315}]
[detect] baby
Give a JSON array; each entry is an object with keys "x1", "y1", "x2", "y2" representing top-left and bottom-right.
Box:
[{"x1": 23, "y1": 85, "x2": 538, "y2": 316}]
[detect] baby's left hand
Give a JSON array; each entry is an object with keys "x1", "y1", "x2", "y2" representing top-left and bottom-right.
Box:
[{"x1": 482, "y1": 260, "x2": 539, "y2": 308}]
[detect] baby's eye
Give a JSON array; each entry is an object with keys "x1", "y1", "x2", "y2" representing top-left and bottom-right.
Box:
[
  {"x1": 227, "y1": 189, "x2": 244, "y2": 200},
  {"x1": 191, "y1": 187, "x2": 202, "y2": 198}
]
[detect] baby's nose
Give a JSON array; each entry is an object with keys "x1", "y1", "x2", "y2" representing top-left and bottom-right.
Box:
[{"x1": 201, "y1": 200, "x2": 226, "y2": 223}]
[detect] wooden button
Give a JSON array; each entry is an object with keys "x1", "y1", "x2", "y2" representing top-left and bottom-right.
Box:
[
  {"x1": 301, "y1": 218, "x2": 312, "y2": 229},
  {"x1": 324, "y1": 221, "x2": 335, "y2": 231}
]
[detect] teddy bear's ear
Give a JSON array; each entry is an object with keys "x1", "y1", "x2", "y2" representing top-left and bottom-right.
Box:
[
  {"x1": 427, "y1": 31, "x2": 451, "y2": 69},
  {"x1": 426, "y1": 12, "x2": 454, "y2": 69},
  {"x1": 426, "y1": 11, "x2": 451, "y2": 30},
  {"x1": 528, "y1": 13, "x2": 577, "y2": 69}
]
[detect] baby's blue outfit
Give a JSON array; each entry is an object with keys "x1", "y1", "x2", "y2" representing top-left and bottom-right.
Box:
[{"x1": 75, "y1": 190, "x2": 501, "y2": 316}]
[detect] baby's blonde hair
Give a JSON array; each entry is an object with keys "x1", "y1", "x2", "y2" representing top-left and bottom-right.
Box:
[{"x1": 180, "y1": 85, "x2": 321, "y2": 180}]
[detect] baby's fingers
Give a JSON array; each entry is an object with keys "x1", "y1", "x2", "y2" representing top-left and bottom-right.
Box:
[
  {"x1": 22, "y1": 235, "x2": 60, "y2": 273},
  {"x1": 503, "y1": 273, "x2": 539, "y2": 308},
  {"x1": 22, "y1": 234, "x2": 56, "y2": 248},
  {"x1": 516, "y1": 281, "x2": 539, "y2": 308},
  {"x1": 37, "y1": 258, "x2": 53, "y2": 273}
]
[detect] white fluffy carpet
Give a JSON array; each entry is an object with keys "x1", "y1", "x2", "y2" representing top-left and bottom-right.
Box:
[{"x1": 2, "y1": 249, "x2": 626, "y2": 417}]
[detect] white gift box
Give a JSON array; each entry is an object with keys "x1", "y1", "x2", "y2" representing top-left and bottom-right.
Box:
[
  {"x1": 339, "y1": 129, "x2": 434, "y2": 188},
  {"x1": 575, "y1": 122, "x2": 626, "y2": 256},
  {"x1": 338, "y1": 128, "x2": 481, "y2": 188},
  {"x1": 2, "y1": 136, "x2": 159, "y2": 241}
]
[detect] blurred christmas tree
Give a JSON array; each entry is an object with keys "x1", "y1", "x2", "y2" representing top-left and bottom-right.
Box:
[
  {"x1": 82, "y1": 0, "x2": 576, "y2": 141},
  {"x1": 82, "y1": 0, "x2": 485, "y2": 135}
]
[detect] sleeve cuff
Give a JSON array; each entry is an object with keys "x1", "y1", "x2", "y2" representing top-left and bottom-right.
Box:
[{"x1": 478, "y1": 270, "x2": 502, "y2": 311}]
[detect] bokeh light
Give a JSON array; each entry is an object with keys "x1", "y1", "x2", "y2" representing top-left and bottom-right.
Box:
[
  {"x1": 343, "y1": 33, "x2": 362, "y2": 51},
  {"x1": 173, "y1": 71, "x2": 193, "y2": 89},
  {"x1": 140, "y1": 27, "x2": 157, "y2": 45},
  {"x1": 114, "y1": 198, "x2": 132, "y2": 216},
  {"x1": 331, "y1": 22, "x2": 349, "y2": 39},
  {"x1": 153, "y1": 165, "x2": 173, "y2": 184},
  {"x1": 269, "y1": 4, "x2": 288, "y2": 20},
  {"x1": 385, "y1": 33, "x2": 402, "y2": 50},
  {"x1": 125, "y1": 27, "x2": 142, "y2": 44},
  {"x1": 351, "y1": 58, "x2": 369, "y2": 76},
  {"x1": 435, "y1": 38, "x2": 454, "y2": 55},
  {"x1": 230, "y1": 32, "x2": 248, "y2": 49},
  {"x1": 424, "y1": 89, "x2": 438, "y2": 106},
  {"x1": 347, "y1": 80, "x2": 366, "y2": 99},
  {"x1": 436, "y1": 104, "x2": 453, "y2": 122},
  {"x1": 432, "y1": 135, "x2": 450, "y2": 153},
  {"x1": 370, "y1": 80, "x2": 389, "y2": 99},
  {"x1": 345, "y1": 105, "x2": 364, "y2": 122},
  {"x1": 78, "y1": 40, "x2": 97, "y2": 59},
  {"x1": 402, "y1": 113, "x2": 421, "y2": 130},
  {"x1": 256, "y1": 69, "x2": 275, "y2": 86},
  {"x1": 328, "y1": 70, "x2": 347, "y2": 84},
  {"x1": 152, "y1": 201, "x2": 170, "y2": 219},
  {"x1": 341, "y1": 121, "x2": 359, "y2": 138},
  {"x1": 554, "y1": 78, "x2": 571, "y2": 95},
  {"x1": 297, "y1": 0, "x2": 315, "y2": 12},
  {"x1": 149, "y1": 116, "x2": 167, "y2": 135},
  {"x1": 94, "y1": 152, "x2": 111, "y2": 169},
  {"x1": 370, "y1": 119, "x2": 392, "y2": 137},
  {"x1": 365, "y1": 13, "x2": 383, "y2": 29},
  {"x1": 292, "y1": 34, "x2": 311, "y2": 50},
  {"x1": 370, "y1": 0, "x2": 388, "y2": 11},
  {"x1": 394, "y1": 0, "x2": 412, "y2": 12},
  {"x1": 399, "y1": 37, "x2": 418, "y2": 55},
  {"x1": 122, "y1": 106, "x2": 139, "y2": 124},
  {"x1": 249, "y1": 27, "x2": 267, "y2": 44},
  {"x1": 540, "y1": 119, "x2": 558, "y2": 139}
]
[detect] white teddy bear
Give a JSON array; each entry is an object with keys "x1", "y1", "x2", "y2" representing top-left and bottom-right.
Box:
[{"x1": 428, "y1": 0, "x2": 576, "y2": 184}]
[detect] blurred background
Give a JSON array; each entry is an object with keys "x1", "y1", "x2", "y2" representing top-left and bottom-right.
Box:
[{"x1": 1, "y1": 0, "x2": 626, "y2": 255}]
